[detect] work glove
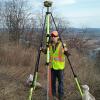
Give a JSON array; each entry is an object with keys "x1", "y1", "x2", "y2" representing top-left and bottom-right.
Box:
[
  {"x1": 63, "y1": 43, "x2": 71, "y2": 57},
  {"x1": 40, "y1": 47, "x2": 47, "y2": 54},
  {"x1": 64, "y1": 51, "x2": 71, "y2": 57},
  {"x1": 40, "y1": 47, "x2": 43, "y2": 51}
]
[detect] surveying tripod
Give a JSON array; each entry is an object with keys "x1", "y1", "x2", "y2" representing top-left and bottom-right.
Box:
[{"x1": 28, "y1": 1, "x2": 83, "y2": 100}]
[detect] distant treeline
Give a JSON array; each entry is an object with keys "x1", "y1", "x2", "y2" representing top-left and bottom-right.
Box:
[{"x1": 0, "y1": 27, "x2": 100, "y2": 34}]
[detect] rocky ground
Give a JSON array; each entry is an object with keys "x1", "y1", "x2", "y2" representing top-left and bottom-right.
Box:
[
  {"x1": 0, "y1": 40, "x2": 100, "y2": 100},
  {"x1": 0, "y1": 64, "x2": 100, "y2": 100}
]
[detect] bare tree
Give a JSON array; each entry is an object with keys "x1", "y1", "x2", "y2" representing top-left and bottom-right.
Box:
[
  {"x1": 66, "y1": 25, "x2": 89, "y2": 53},
  {"x1": 51, "y1": 17, "x2": 70, "y2": 34},
  {"x1": 0, "y1": 1, "x2": 2, "y2": 27},
  {"x1": 35, "y1": 8, "x2": 70, "y2": 34},
  {"x1": 95, "y1": 51, "x2": 100, "y2": 73},
  {"x1": 79, "y1": 26, "x2": 88, "y2": 39},
  {"x1": 4, "y1": 0, "x2": 30, "y2": 43}
]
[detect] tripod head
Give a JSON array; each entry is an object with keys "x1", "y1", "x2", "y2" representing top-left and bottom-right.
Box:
[{"x1": 44, "y1": 0, "x2": 52, "y2": 7}]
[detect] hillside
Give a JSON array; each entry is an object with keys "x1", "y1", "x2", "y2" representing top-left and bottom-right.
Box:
[{"x1": 0, "y1": 42, "x2": 100, "y2": 100}]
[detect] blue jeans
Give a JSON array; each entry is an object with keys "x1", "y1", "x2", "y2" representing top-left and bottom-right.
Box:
[{"x1": 51, "y1": 68, "x2": 64, "y2": 97}]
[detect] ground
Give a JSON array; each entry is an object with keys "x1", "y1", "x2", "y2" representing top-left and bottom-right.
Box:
[
  {"x1": 0, "y1": 64, "x2": 100, "y2": 100},
  {"x1": 0, "y1": 40, "x2": 100, "y2": 100}
]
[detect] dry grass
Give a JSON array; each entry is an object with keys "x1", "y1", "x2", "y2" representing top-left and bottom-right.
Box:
[
  {"x1": 63, "y1": 48, "x2": 100, "y2": 99},
  {"x1": 0, "y1": 42, "x2": 36, "y2": 66},
  {"x1": 0, "y1": 42, "x2": 100, "y2": 100}
]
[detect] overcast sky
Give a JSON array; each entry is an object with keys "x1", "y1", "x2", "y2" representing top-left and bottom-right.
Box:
[
  {"x1": 1, "y1": 0, "x2": 100, "y2": 28},
  {"x1": 28, "y1": 0, "x2": 100, "y2": 28}
]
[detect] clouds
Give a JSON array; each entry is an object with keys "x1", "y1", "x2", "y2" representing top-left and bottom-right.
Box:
[
  {"x1": 61, "y1": 10, "x2": 100, "y2": 18},
  {"x1": 28, "y1": 0, "x2": 100, "y2": 28},
  {"x1": 29, "y1": 0, "x2": 41, "y2": 8},
  {"x1": 65, "y1": 10, "x2": 100, "y2": 28},
  {"x1": 54, "y1": 0, "x2": 100, "y2": 28},
  {"x1": 53, "y1": 0, "x2": 76, "y2": 7},
  {"x1": 29, "y1": 0, "x2": 76, "y2": 8},
  {"x1": 69, "y1": 16, "x2": 100, "y2": 28}
]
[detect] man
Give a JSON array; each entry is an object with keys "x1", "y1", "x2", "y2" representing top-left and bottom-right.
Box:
[
  {"x1": 41, "y1": 31, "x2": 69, "y2": 100},
  {"x1": 49, "y1": 31, "x2": 69, "y2": 100}
]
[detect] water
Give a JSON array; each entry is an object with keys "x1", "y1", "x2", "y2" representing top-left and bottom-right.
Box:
[{"x1": 88, "y1": 47, "x2": 100, "y2": 59}]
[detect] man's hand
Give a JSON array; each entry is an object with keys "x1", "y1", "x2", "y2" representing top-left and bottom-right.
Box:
[
  {"x1": 40, "y1": 47, "x2": 43, "y2": 51},
  {"x1": 63, "y1": 43, "x2": 71, "y2": 57},
  {"x1": 64, "y1": 47, "x2": 68, "y2": 51},
  {"x1": 40, "y1": 47, "x2": 47, "y2": 54},
  {"x1": 64, "y1": 51, "x2": 71, "y2": 57}
]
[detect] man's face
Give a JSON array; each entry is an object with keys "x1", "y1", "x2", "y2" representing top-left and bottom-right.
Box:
[{"x1": 51, "y1": 35, "x2": 59, "y2": 43}]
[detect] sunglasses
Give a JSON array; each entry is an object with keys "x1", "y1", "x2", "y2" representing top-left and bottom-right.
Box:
[{"x1": 51, "y1": 34, "x2": 58, "y2": 37}]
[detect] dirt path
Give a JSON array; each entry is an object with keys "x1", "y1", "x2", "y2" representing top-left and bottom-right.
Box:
[
  {"x1": 0, "y1": 65, "x2": 100, "y2": 100},
  {"x1": 0, "y1": 65, "x2": 47, "y2": 100}
]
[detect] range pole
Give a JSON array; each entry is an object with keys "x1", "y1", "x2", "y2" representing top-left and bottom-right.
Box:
[{"x1": 44, "y1": 1, "x2": 53, "y2": 100}]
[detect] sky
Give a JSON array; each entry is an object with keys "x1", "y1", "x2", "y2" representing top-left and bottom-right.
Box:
[
  {"x1": 1, "y1": 0, "x2": 100, "y2": 28},
  {"x1": 28, "y1": 0, "x2": 100, "y2": 28}
]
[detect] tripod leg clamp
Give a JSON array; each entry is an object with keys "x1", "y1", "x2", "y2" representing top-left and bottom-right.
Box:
[{"x1": 45, "y1": 62, "x2": 49, "y2": 66}]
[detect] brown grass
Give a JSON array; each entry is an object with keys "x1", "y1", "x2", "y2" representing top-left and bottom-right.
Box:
[
  {"x1": 0, "y1": 43, "x2": 36, "y2": 66},
  {"x1": 63, "y1": 48, "x2": 100, "y2": 99},
  {"x1": 0, "y1": 42, "x2": 100, "y2": 100}
]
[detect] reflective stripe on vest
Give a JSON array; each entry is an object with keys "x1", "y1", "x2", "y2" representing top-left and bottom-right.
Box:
[
  {"x1": 50, "y1": 42, "x2": 65, "y2": 70},
  {"x1": 54, "y1": 57, "x2": 64, "y2": 62}
]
